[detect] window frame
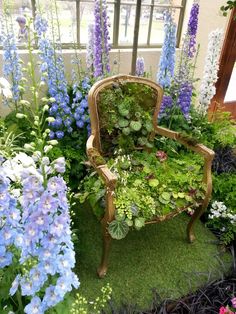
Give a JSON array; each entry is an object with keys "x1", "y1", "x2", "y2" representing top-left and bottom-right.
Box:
[{"x1": 1, "y1": 0, "x2": 187, "y2": 49}]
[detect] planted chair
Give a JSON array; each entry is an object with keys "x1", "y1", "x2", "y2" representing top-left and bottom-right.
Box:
[{"x1": 86, "y1": 74, "x2": 215, "y2": 278}]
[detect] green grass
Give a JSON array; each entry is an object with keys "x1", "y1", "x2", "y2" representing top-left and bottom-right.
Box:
[{"x1": 74, "y1": 204, "x2": 232, "y2": 310}]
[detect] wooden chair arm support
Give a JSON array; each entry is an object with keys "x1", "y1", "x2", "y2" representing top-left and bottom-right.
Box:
[
  {"x1": 155, "y1": 126, "x2": 215, "y2": 159},
  {"x1": 86, "y1": 135, "x2": 117, "y2": 187},
  {"x1": 155, "y1": 126, "x2": 215, "y2": 209}
]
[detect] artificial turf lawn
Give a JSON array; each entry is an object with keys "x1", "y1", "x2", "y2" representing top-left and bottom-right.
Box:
[{"x1": 74, "y1": 204, "x2": 232, "y2": 310}]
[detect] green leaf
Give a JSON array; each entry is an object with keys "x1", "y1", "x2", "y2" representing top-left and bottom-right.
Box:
[
  {"x1": 143, "y1": 165, "x2": 152, "y2": 173},
  {"x1": 130, "y1": 120, "x2": 142, "y2": 131},
  {"x1": 149, "y1": 179, "x2": 159, "y2": 187},
  {"x1": 122, "y1": 127, "x2": 131, "y2": 135},
  {"x1": 177, "y1": 192, "x2": 185, "y2": 198},
  {"x1": 125, "y1": 218, "x2": 133, "y2": 227},
  {"x1": 108, "y1": 220, "x2": 129, "y2": 239},
  {"x1": 145, "y1": 121, "x2": 153, "y2": 132},
  {"x1": 158, "y1": 196, "x2": 170, "y2": 204},
  {"x1": 118, "y1": 118, "x2": 129, "y2": 128},
  {"x1": 161, "y1": 192, "x2": 171, "y2": 201},
  {"x1": 134, "y1": 217, "x2": 146, "y2": 230}
]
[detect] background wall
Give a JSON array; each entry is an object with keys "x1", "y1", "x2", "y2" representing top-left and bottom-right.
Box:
[{"x1": 0, "y1": 0, "x2": 229, "y2": 117}]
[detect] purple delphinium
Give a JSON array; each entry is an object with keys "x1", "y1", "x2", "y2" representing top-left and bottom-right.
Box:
[
  {"x1": 94, "y1": 0, "x2": 111, "y2": 77},
  {"x1": 187, "y1": 1, "x2": 199, "y2": 58},
  {"x1": 34, "y1": 14, "x2": 72, "y2": 139},
  {"x1": 177, "y1": 82, "x2": 193, "y2": 119},
  {"x1": 158, "y1": 95, "x2": 173, "y2": 118},
  {"x1": 174, "y1": 1, "x2": 200, "y2": 118},
  {"x1": 157, "y1": 10, "x2": 177, "y2": 88},
  {"x1": 135, "y1": 57, "x2": 145, "y2": 77}
]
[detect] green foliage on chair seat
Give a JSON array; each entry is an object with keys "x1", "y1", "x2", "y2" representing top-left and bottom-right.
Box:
[{"x1": 79, "y1": 150, "x2": 206, "y2": 239}]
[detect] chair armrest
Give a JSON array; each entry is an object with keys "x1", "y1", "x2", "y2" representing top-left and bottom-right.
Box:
[
  {"x1": 86, "y1": 135, "x2": 117, "y2": 186},
  {"x1": 155, "y1": 126, "x2": 215, "y2": 159}
]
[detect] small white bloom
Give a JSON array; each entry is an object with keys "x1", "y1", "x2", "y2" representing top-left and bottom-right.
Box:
[
  {"x1": 46, "y1": 117, "x2": 55, "y2": 123},
  {"x1": 16, "y1": 113, "x2": 27, "y2": 119},
  {"x1": 47, "y1": 140, "x2": 58, "y2": 146},
  {"x1": 44, "y1": 145, "x2": 53, "y2": 153}
]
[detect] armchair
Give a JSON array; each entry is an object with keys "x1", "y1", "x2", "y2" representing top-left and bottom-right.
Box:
[{"x1": 86, "y1": 74, "x2": 215, "y2": 278}]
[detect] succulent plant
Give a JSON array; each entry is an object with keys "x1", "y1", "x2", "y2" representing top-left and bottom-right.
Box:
[{"x1": 130, "y1": 120, "x2": 142, "y2": 132}]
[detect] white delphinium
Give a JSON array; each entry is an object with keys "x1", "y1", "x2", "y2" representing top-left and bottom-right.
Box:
[{"x1": 198, "y1": 29, "x2": 224, "y2": 114}]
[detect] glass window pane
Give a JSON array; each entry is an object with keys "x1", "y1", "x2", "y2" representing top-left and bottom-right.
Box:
[
  {"x1": 138, "y1": 6, "x2": 151, "y2": 45},
  {"x1": 34, "y1": 1, "x2": 76, "y2": 43},
  {"x1": 3, "y1": 1, "x2": 33, "y2": 45},
  {"x1": 56, "y1": 1, "x2": 76, "y2": 43},
  {"x1": 119, "y1": 5, "x2": 136, "y2": 45},
  {"x1": 154, "y1": 0, "x2": 182, "y2": 5},
  {"x1": 150, "y1": 8, "x2": 180, "y2": 45}
]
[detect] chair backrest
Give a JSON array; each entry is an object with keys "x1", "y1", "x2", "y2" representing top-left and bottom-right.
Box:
[{"x1": 88, "y1": 74, "x2": 163, "y2": 155}]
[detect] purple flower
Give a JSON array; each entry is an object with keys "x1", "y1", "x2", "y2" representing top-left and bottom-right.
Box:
[
  {"x1": 94, "y1": 0, "x2": 111, "y2": 77},
  {"x1": 135, "y1": 57, "x2": 145, "y2": 77},
  {"x1": 177, "y1": 82, "x2": 193, "y2": 118},
  {"x1": 158, "y1": 95, "x2": 173, "y2": 118},
  {"x1": 187, "y1": 2, "x2": 199, "y2": 58}
]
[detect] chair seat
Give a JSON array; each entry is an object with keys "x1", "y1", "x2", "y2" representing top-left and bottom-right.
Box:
[{"x1": 82, "y1": 149, "x2": 206, "y2": 238}]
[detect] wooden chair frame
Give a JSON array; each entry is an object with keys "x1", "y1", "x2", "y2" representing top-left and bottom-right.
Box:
[{"x1": 86, "y1": 74, "x2": 215, "y2": 278}]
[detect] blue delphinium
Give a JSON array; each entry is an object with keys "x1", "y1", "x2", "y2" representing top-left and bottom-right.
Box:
[
  {"x1": 72, "y1": 77, "x2": 92, "y2": 135},
  {"x1": 94, "y1": 0, "x2": 111, "y2": 77},
  {"x1": 0, "y1": 173, "x2": 20, "y2": 268},
  {"x1": 157, "y1": 10, "x2": 177, "y2": 88},
  {"x1": 9, "y1": 157, "x2": 79, "y2": 313},
  {"x1": 1, "y1": 17, "x2": 22, "y2": 102},
  {"x1": 0, "y1": 153, "x2": 79, "y2": 313},
  {"x1": 135, "y1": 57, "x2": 145, "y2": 77},
  {"x1": 34, "y1": 14, "x2": 72, "y2": 139}
]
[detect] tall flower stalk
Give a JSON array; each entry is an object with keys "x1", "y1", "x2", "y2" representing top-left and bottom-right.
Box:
[
  {"x1": 86, "y1": 23, "x2": 95, "y2": 76},
  {"x1": 1, "y1": 3, "x2": 23, "y2": 107},
  {"x1": 34, "y1": 13, "x2": 72, "y2": 139},
  {"x1": 198, "y1": 29, "x2": 223, "y2": 114},
  {"x1": 157, "y1": 10, "x2": 177, "y2": 88},
  {"x1": 174, "y1": 0, "x2": 200, "y2": 118},
  {"x1": 94, "y1": 0, "x2": 111, "y2": 78}
]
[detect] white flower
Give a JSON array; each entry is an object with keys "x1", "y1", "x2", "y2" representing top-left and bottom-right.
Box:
[{"x1": 198, "y1": 29, "x2": 224, "y2": 113}]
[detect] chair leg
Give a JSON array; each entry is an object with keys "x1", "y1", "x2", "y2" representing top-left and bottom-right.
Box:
[
  {"x1": 97, "y1": 219, "x2": 112, "y2": 278},
  {"x1": 187, "y1": 204, "x2": 205, "y2": 243}
]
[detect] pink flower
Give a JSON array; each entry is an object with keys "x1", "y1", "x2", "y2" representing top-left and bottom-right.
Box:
[
  {"x1": 156, "y1": 150, "x2": 167, "y2": 162},
  {"x1": 219, "y1": 306, "x2": 234, "y2": 314},
  {"x1": 232, "y1": 297, "x2": 236, "y2": 309}
]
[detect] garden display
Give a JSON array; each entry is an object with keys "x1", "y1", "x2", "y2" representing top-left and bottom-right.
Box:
[{"x1": 0, "y1": 0, "x2": 235, "y2": 313}]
